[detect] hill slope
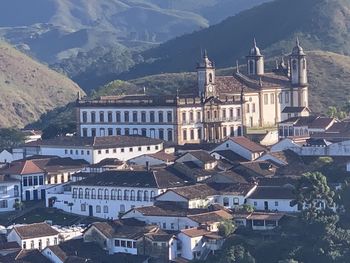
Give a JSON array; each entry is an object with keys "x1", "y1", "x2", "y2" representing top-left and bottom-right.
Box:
[
  {"x1": 0, "y1": 41, "x2": 84, "y2": 128},
  {"x1": 121, "y1": 0, "x2": 350, "y2": 79},
  {"x1": 97, "y1": 51, "x2": 350, "y2": 114}
]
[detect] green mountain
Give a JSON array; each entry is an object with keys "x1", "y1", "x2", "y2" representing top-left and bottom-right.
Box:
[
  {"x1": 0, "y1": 0, "x2": 270, "y2": 91},
  {"x1": 95, "y1": 51, "x2": 350, "y2": 115},
  {"x1": 121, "y1": 0, "x2": 350, "y2": 79},
  {"x1": 0, "y1": 41, "x2": 84, "y2": 128}
]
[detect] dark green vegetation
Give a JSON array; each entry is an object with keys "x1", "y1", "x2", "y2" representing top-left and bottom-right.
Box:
[
  {"x1": 0, "y1": 41, "x2": 84, "y2": 128},
  {"x1": 126, "y1": 0, "x2": 350, "y2": 78},
  {"x1": 0, "y1": 128, "x2": 25, "y2": 151},
  {"x1": 0, "y1": 0, "x2": 270, "y2": 91},
  {"x1": 202, "y1": 171, "x2": 350, "y2": 263}
]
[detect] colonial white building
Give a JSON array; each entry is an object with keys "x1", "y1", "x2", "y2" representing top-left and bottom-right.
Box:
[
  {"x1": 7, "y1": 222, "x2": 60, "y2": 251},
  {"x1": 46, "y1": 169, "x2": 187, "y2": 219},
  {"x1": 15, "y1": 135, "x2": 164, "y2": 164},
  {"x1": 76, "y1": 39, "x2": 309, "y2": 145},
  {"x1": 0, "y1": 175, "x2": 20, "y2": 212}
]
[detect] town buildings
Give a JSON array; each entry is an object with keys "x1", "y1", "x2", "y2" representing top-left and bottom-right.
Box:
[{"x1": 76, "y1": 40, "x2": 309, "y2": 145}]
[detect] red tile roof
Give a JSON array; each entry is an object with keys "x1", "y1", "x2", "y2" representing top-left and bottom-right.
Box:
[
  {"x1": 3, "y1": 160, "x2": 44, "y2": 175},
  {"x1": 229, "y1": 137, "x2": 266, "y2": 153}
]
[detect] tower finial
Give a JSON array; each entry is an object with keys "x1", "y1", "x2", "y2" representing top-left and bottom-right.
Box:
[
  {"x1": 236, "y1": 60, "x2": 240, "y2": 73},
  {"x1": 296, "y1": 37, "x2": 300, "y2": 46},
  {"x1": 203, "y1": 49, "x2": 208, "y2": 58},
  {"x1": 253, "y1": 37, "x2": 257, "y2": 47}
]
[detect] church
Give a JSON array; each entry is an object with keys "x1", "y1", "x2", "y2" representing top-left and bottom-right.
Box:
[{"x1": 76, "y1": 39, "x2": 309, "y2": 145}]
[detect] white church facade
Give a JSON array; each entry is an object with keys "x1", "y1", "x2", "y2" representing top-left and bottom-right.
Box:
[{"x1": 76, "y1": 39, "x2": 309, "y2": 145}]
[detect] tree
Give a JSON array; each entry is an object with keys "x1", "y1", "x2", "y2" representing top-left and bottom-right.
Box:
[
  {"x1": 218, "y1": 219, "x2": 236, "y2": 237},
  {"x1": 296, "y1": 172, "x2": 334, "y2": 211},
  {"x1": 0, "y1": 128, "x2": 25, "y2": 151},
  {"x1": 219, "y1": 245, "x2": 255, "y2": 263}
]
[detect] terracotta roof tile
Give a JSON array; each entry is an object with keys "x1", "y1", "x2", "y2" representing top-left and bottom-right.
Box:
[
  {"x1": 229, "y1": 137, "x2": 266, "y2": 153},
  {"x1": 13, "y1": 222, "x2": 59, "y2": 239}
]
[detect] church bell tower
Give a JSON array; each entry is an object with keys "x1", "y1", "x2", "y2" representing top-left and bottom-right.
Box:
[
  {"x1": 197, "y1": 50, "x2": 216, "y2": 99},
  {"x1": 290, "y1": 38, "x2": 308, "y2": 86},
  {"x1": 246, "y1": 38, "x2": 264, "y2": 76}
]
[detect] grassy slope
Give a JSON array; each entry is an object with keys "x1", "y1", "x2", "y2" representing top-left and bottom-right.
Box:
[
  {"x1": 0, "y1": 41, "x2": 85, "y2": 128},
  {"x1": 121, "y1": 0, "x2": 350, "y2": 79},
  {"x1": 96, "y1": 51, "x2": 350, "y2": 114}
]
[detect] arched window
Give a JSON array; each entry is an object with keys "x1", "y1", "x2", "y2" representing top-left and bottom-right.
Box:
[
  {"x1": 249, "y1": 60, "x2": 254, "y2": 74},
  {"x1": 223, "y1": 197, "x2": 229, "y2": 207},
  {"x1": 96, "y1": 205, "x2": 101, "y2": 213},
  {"x1": 137, "y1": 190, "x2": 142, "y2": 201},
  {"x1": 72, "y1": 188, "x2": 78, "y2": 199},
  {"x1": 38, "y1": 239, "x2": 42, "y2": 250},
  {"x1": 130, "y1": 190, "x2": 135, "y2": 201},
  {"x1": 104, "y1": 189, "x2": 109, "y2": 200},
  {"x1": 144, "y1": 191, "x2": 149, "y2": 202},
  {"x1": 209, "y1": 73, "x2": 213, "y2": 83},
  {"x1": 78, "y1": 188, "x2": 83, "y2": 199},
  {"x1": 103, "y1": 205, "x2": 108, "y2": 213},
  {"x1": 117, "y1": 190, "x2": 122, "y2": 200},
  {"x1": 91, "y1": 189, "x2": 96, "y2": 199},
  {"x1": 124, "y1": 190, "x2": 129, "y2": 201},
  {"x1": 150, "y1": 191, "x2": 155, "y2": 201},
  {"x1": 98, "y1": 189, "x2": 103, "y2": 199},
  {"x1": 111, "y1": 189, "x2": 116, "y2": 200},
  {"x1": 85, "y1": 188, "x2": 90, "y2": 199}
]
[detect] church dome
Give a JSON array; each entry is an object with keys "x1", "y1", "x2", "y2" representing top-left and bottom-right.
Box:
[
  {"x1": 249, "y1": 38, "x2": 262, "y2": 56},
  {"x1": 292, "y1": 38, "x2": 305, "y2": 56}
]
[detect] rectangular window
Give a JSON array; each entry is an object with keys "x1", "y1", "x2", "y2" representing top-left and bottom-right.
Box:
[
  {"x1": 108, "y1": 128, "x2": 113, "y2": 136},
  {"x1": 28, "y1": 176, "x2": 33, "y2": 186},
  {"x1": 264, "y1": 94, "x2": 269, "y2": 105},
  {"x1": 237, "y1": 109, "x2": 241, "y2": 118},
  {"x1": 125, "y1": 128, "x2": 130, "y2": 135},
  {"x1": 108, "y1": 112, "x2": 113, "y2": 122},
  {"x1": 278, "y1": 93, "x2": 282, "y2": 103},
  {"x1": 116, "y1": 128, "x2": 121, "y2": 135},
  {"x1": 270, "y1": 94, "x2": 275, "y2": 104},
  {"x1": 158, "y1": 112, "x2": 163, "y2": 123},
  {"x1": 285, "y1": 92, "x2": 290, "y2": 103},
  {"x1": 91, "y1": 112, "x2": 96, "y2": 123},
  {"x1": 159, "y1": 129, "x2": 164, "y2": 140},
  {"x1": 167, "y1": 111, "x2": 172, "y2": 122},
  {"x1": 190, "y1": 112, "x2": 194, "y2": 122},
  {"x1": 116, "y1": 112, "x2": 121, "y2": 122},
  {"x1": 190, "y1": 130, "x2": 194, "y2": 140},
  {"x1": 39, "y1": 176, "x2": 44, "y2": 185},
  {"x1": 33, "y1": 176, "x2": 38, "y2": 185},
  {"x1": 150, "y1": 111, "x2": 155, "y2": 123},
  {"x1": 141, "y1": 112, "x2": 146, "y2": 122},
  {"x1": 81, "y1": 204, "x2": 86, "y2": 212},
  {"x1": 0, "y1": 200, "x2": 8, "y2": 208},
  {"x1": 183, "y1": 130, "x2": 187, "y2": 141},
  {"x1": 82, "y1": 128, "x2": 88, "y2": 137},
  {"x1": 167, "y1": 130, "x2": 173, "y2": 141},
  {"x1": 115, "y1": 240, "x2": 120, "y2": 247},
  {"x1": 91, "y1": 129, "x2": 96, "y2": 137},
  {"x1": 252, "y1": 103, "x2": 256, "y2": 113},
  {"x1": 129, "y1": 148, "x2": 133, "y2": 152},
  {"x1": 275, "y1": 201, "x2": 279, "y2": 206},
  {"x1": 23, "y1": 177, "x2": 28, "y2": 187},
  {"x1": 246, "y1": 104, "x2": 250, "y2": 113},
  {"x1": 99, "y1": 112, "x2": 104, "y2": 122},
  {"x1": 124, "y1": 112, "x2": 129, "y2": 122},
  {"x1": 182, "y1": 112, "x2": 186, "y2": 123},
  {"x1": 82, "y1": 112, "x2": 87, "y2": 123},
  {"x1": 198, "y1": 128, "x2": 202, "y2": 140},
  {"x1": 230, "y1": 108, "x2": 234, "y2": 119},
  {"x1": 133, "y1": 111, "x2": 138, "y2": 122},
  {"x1": 222, "y1": 109, "x2": 226, "y2": 119},
  {"x1": 121, "y1": 241, "x2": 126, "y2": 247}
]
